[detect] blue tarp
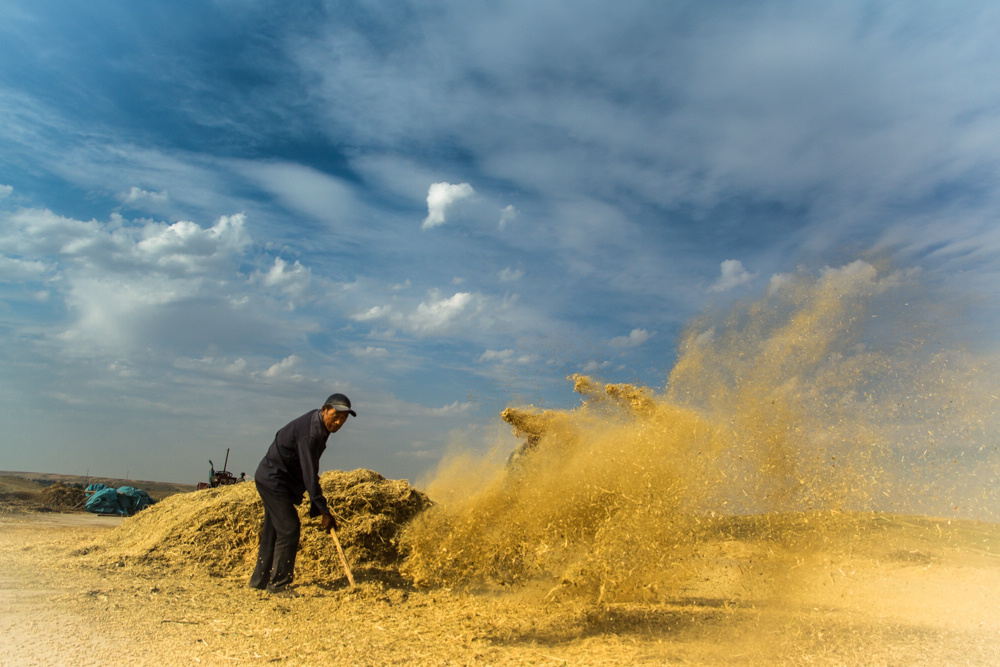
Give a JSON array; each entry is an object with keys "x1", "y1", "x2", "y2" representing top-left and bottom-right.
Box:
[
  {"x1": 116, "y1": 486, "x2": 155, "y2": 514},
  {"x1": 85, "y1": 485, "x2": 155, "y2": 515},
  {"x1": 85, "y1": 488, "x2": 122, "y2": 515}
]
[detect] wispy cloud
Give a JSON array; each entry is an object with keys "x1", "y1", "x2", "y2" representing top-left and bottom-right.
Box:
[
  {"x1": 121, "y1": 186, "x2": 168, "y2": 205},
  {"x1": 427, "y1": 401, "x2": 473, "y2": 416},
  {"x1": 478, "y1": 348, "x2": 536, "y2": 365},
  {"x1": 232, "y1": 160, "x2": 359, "y2": 226},
  {"x1": 350, "y1": 345, "x2": 389, "y2": 359},
  {"x1": 4, "y1": 1, "x2": 1000, "y2": 484},
  {"x1": 499, "y1": 204, "x2": 518, "y2": 230},
  {"x1": 479, "y1": 349, "x2": 514, "y2": 363},
  {"x1": 0, "y1": 254, "x2": 50, "y2": 281},
  {"x1": 498, "y1": 267, "x2": 523, "y2": 283},
  {"x1": 581, "y1": 360, "x2": 612, "y2": 373}
]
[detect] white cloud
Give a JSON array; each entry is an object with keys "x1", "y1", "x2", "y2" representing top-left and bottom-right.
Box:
[
  {"x1": 709, "y1": 259, "x2": 757, "y2": 293},
  {"x1": 133, "y1": 215, "x2": 251, "y2": 273},
  {"x1": 479, "y1": 348, "x2": 539, "y2": 367},
  {"x1": 0, "y1": 208, "x2": 316, "y2": 359},
  {"x1": 819, "y1": 258, "x2": 877, "y2": 285},
  {"x1": 478, "y1": 346, "x2": 539, "y2": 379},
  {"x1": 353, "y1": 305, "x2": 391, "y2": 322},
  {"x1": 427, "y1": 401, "x2": 473, "y2": 416},
  {"x1": 0, "y1": 255, "x2": 50, "y2": 282},
  {"x1": 175, "y1": 354, "x2": 310, "y2": 384},
  {"x1": 0, "y1": 209, "x2": 251, "y2": 278},
  {"x1": 422, "y1": 182, "x2": 475, "y2": 230},
  {"x1": 498, "y1": 266, "x2": 523, "y2": 283},
  {"x1": 121, "y1": 186, "x2": 168, "y2": 205},
  {"x1": 499, "y1": 204, "x2": 518, "y2": 230},
  {"x1": 256, "y1": 256, "x2": 312, "y2": 304},
  {"x1": 262, "y1": 355, "x2": 303, "y2": 380},
  {"x1": 0, "y1": 208, "x2": 101, "y2": 256},
  {"x1": 767, "y1": 272, "x2": 795, "y2": 294},
  {"x1": 410, "y1": 291, "x2": 477, "y2": 333},
  {"x1": 609, "y1": 328, "x2": 652, "y2": 349},
  {"x1": 351, "y1": 290, "x2": 487, "y2": 337},
  {"x1": 819, "y1": 259, "x2": 918, "y2": 295},
  {"x1": 0, "y1": 184, "x2": 12, "y2": 200},
  {"x1": 56, "y1": 275, "x2": 191, "y2": 352},
  {"x1": 581, "y1": 360, "x2": 612, "y2": 373}
]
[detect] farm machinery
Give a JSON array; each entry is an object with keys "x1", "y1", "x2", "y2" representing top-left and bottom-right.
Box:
[{"x1": 197, "y1": 448, "x2": 244, "y2": 489}]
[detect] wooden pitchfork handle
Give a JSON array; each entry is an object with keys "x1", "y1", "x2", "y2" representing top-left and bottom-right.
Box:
[{"x1": 328, "y1": 527, "x2": 356, "y2": 587}]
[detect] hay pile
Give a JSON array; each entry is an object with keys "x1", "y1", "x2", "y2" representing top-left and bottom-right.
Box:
[
  {"x1": 39, "y1": 482, "x2": 85, "y2": 510},
  {"x1": 84, "y1": 469, "x2": 430, "y2": 585}
]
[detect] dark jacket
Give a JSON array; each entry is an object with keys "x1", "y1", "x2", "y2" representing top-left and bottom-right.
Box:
[{"x1": 254, "y1": 409, "x2": 331, "y2": 517}]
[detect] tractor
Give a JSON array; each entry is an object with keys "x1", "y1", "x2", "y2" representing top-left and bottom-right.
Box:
[{"x1": 197, "y1": 448, "x2": 244, "y2": 489}]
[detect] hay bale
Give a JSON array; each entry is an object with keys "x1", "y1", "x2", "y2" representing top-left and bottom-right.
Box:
[
  {"x1": 39, "y1": 482, "x2": 85, "y2": 510},
  {"x1": 86, "y1": 469, "x2": 431, "y2": 585}
]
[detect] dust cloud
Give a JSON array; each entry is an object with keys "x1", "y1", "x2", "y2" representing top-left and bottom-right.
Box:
[{"x1": 401, "y1": 259, "x2": 1000, "y2": 602}]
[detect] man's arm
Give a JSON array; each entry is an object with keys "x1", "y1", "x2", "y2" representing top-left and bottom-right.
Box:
[{"x1": 297, "y1": 436, "x2": 331, "y2": 518}]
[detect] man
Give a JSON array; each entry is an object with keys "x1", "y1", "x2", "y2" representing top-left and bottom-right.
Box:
[{"x1": 249, "y1": 393, "x2": 357, "y2": 594}]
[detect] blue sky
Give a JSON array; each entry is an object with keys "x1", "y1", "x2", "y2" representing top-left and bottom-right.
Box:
[{"x1": 2, "y1": 1, "x2": 1000, "y2": 485}]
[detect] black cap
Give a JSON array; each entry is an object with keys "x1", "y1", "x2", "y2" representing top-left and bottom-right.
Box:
[{"x1": 323, "y1": 393, "x2": 357, "y2": 416}]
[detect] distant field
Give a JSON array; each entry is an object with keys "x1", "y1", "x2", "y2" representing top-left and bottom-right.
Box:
[{"x1": 0, "y1": 471, "x2": 197, "y2": 500}]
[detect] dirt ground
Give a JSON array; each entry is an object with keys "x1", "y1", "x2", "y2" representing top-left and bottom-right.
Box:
[{"x1": 1, "y1": 508, "x2": 999, "y2": 666}]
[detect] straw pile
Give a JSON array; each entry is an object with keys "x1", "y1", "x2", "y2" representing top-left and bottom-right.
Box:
[
  {"x1": 40, "y1": 482, "x2": 86, "y2": 510},
  {"x1": 85, "y1": 469, "x2": 431, "y2": 584}
]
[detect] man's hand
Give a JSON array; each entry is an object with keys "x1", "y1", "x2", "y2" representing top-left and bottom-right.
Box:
[{"x1": 321, "y1": 512, "x2": 338, "y2": 532}]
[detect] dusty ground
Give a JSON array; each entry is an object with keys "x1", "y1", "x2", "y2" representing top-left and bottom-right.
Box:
[{"x1": 2, "y1": 507, "x2": 999, "y2": 666}]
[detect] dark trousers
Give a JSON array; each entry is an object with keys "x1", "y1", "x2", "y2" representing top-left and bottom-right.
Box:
[{"x1": 249, "y1": 480, "x2": 301, "y2": 591}]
